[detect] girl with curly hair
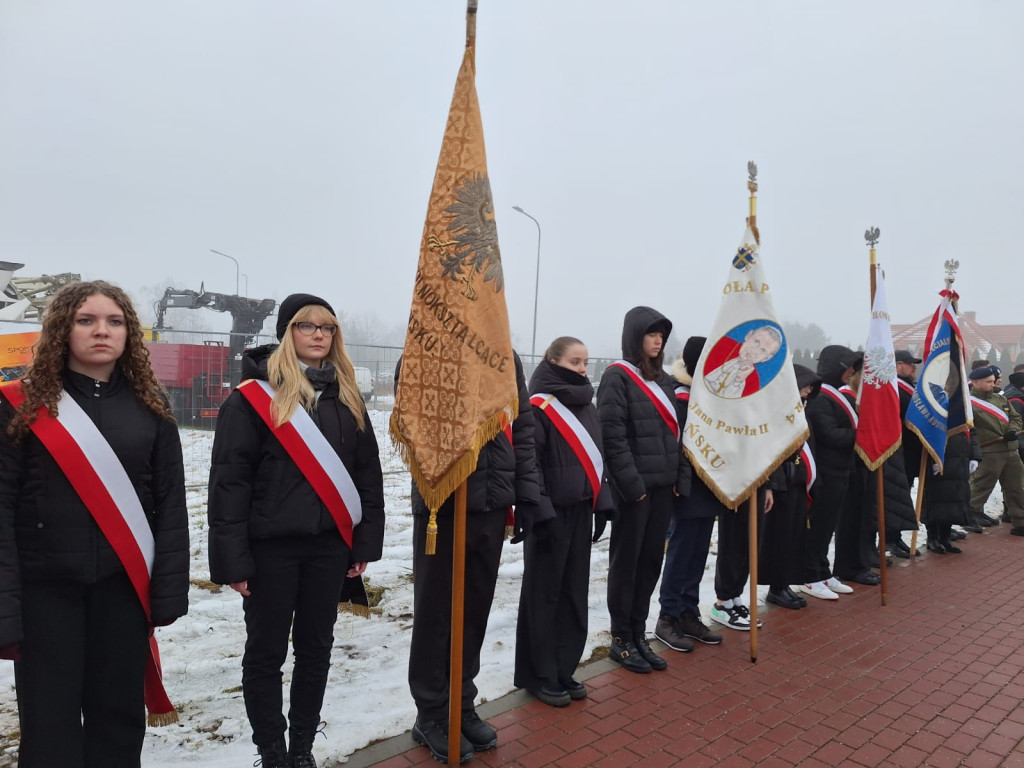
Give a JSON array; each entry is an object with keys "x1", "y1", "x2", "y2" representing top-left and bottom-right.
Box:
[
  {"x1": 0, "y1": 280, "x2": 190, "y2": 767},
  {"x1": 207, "y1": 293, "x2": 385, "y2": 768}
]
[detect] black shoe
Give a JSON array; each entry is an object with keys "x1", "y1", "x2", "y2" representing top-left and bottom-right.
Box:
[
  {"x1": 288, "y1": 723, "x2": 324, "y2": 768},
  {"x1": 962, "y1": 523, "x2": 983, "y2": 534},
  {"x1": 654, "y1": 615, "x2": 694, "y2": 652},
  {"x1": 560, "y1": 677, "x2": 587, "y2": 700},
  {"x1": 678, "y1": 612, "x2": 724, "y2": 645},
  {"x1": 977, "y1": 515, "x2": 997, "y2": 527},
  {"x1": 255, "y1": 738, "x2": 288, "y2": 768},
  {"x1": 890, "y1": 536, "x2": 910, "y2": 555},
  {"x1": 766, "y1": 588, "x2": 803, "y2": 610},
  {"x1": 633, "y1": 634, "x2": 668, "y2": 670},
  {"x1": 609, "y1": 636, "x2": 652, "y2": 674},
  {"x1": 949, "y1": 529, "x2": 967, "y2": 540},
  {"x1": 530, "y1": 686, "x2": 571, "y2": 708},
  {"x1": 1010, "y1": 527, "x2": 1024, "y2": 537},
  {"x1": 844, "y1": 571, "x2": 880, "y2": 586},
  {"x1": 784, "y1": 586, "x2": 808, "y2": 607},
  {"x1": 1001, "y1": 514, "x2": 1012, "y2": 523},
  {"x1": 927, "y1": 539, "x2": 946, "y2": 554},
  {"x1": 892, "y1": 547, "x2": 911, "y2": 559},
  {"x1": 413, "y1": 718, "x2": 474, "y2": 763},
  {"x1": 939, "y1": 539, "x2": 962, "y2": 554},
  {"x1": 461, "y1": 710, "x2": 497, "y2": 751}
]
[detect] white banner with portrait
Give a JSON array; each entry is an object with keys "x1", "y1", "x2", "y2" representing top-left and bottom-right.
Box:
[{"x1": 682, "y1": 226, "x2": 809, "y2": 508}]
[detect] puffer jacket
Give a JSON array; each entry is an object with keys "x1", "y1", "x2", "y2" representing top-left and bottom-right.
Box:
[
  {"x1": 598, "y1": 306, "x2": 689, "y2": 502},
  {"x1": 0, "y1": 368, "x2": 189, "y2": 644},
  {"x1": 399, "y1": 352, "x2": 543, "y2": 517},
  {"x1": 922, "y1": 430, "x2": 980, "y2": 526},
  {"x1": 806, "y1": 345, "x2": 858, "y2": 475},
  {"x1": 207, "y1": 345, "x2": 386, "y2": 584},
  {"x1": 529, "y1": 359, "x2": 614, "y2": 513}
]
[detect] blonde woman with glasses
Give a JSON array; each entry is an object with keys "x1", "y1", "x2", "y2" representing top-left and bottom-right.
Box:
[{"x1": 208, "y1": 293, "x2": 385, "y2": 768}]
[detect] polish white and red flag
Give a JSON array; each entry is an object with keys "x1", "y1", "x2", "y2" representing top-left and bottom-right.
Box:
[{"x1": 855, "y1": 265, "x2": 902, "y2": 469}]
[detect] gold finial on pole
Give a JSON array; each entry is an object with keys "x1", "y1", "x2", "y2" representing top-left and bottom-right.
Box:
[
  {"x1": 944, "y1": 258, "x2": 960, "y2": 312},
  {"x1": 746, "y1": 161, "x2": 760, "y2": 245},
  {"x1": 865, "y1": 226, "x2": 880, "y2": 299},
  {"x1": 466, "y1": 0, "x2": 478, "y2": 49}
]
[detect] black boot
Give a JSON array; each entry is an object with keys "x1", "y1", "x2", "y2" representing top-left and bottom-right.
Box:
[
  {"x1": 255, "y1": 737, "x2": 288, "y2": 768},
  {"x1": 288, "y1": 723, "x2": 324, "y2": 768}
]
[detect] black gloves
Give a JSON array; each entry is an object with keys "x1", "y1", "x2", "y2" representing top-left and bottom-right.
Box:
[{"x1": 1005, "y1": 430, "x2": 1018, "y2": 442}]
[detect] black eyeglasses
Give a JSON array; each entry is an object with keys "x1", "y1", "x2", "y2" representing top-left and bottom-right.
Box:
[{"x1": 292, "y1": 322, "x2": 338, "y2": 337}]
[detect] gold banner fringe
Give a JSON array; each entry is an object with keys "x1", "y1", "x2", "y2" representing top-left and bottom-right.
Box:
[
  {"x1": 684, "y1": 428, "x2": 809, "y2": 512},
  {"x1": 337, "y1": 602, "x2": 372, "y2": 619},
  {"x1": 855, "y1": 437, "x2": 903, "y2": 473},
  {"x1": 147, "y1": 710, "x2": 179, "y2": 727},
  {"x1": 390, "y1": 400, "x2": 518, "y2": 554}
]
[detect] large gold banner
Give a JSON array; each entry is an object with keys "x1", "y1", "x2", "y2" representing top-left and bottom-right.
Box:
[{"x1": 390, "y1": 41, "x2": 516, "y2": 516}]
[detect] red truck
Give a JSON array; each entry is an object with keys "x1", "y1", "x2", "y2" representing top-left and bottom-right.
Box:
[{"x1": 147, "y1": 341, "x2": 232, "y2": 428}]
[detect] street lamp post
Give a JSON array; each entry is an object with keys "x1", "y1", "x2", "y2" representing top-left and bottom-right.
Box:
[
  {"x1": 210, "y1": 249, "x2": 240, "y2": 296},
  {"x1": 241, "y1": 273, "x2": 249, "y2": 297},
  {"x1": 512, "y1": 206, "x2": 541, "y2": 360}
]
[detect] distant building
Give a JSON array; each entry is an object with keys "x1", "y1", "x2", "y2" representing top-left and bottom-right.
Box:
[{"x1": 891, "y1": 311, "x2": 1024, "y2": 366}]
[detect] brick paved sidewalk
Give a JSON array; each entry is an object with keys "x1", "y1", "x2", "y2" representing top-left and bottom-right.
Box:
[{"x1": 346, "y1": 527, "x2": 1024, "y2": 767}]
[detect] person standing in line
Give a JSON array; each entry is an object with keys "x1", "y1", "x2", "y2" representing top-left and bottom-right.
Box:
[
  {"x1": 800, "y1": 345, "x2": 863, "y2": 600},
  {"x1": 758, "y1": 364, "x2": 820, "y2": 610},
  {"x1": 208, "y1": 294, "x2": 385, "y2": 768},
  {"x1": 893, "y1": 349, "x2": 924, "y2": 557},
  {"x1": 599, "y1": 306, "x2": 690, "y2": 673},
  {"x1": 655, "y1": 337, "x2": 725, "y2": 650},
  {"x1": 398, "y1": 350, "x2": 543, "y2": 763},
  {"x1": 515, "y1": 337, "x2": 615, "y2": 707},
  {"x1": 922, "y1": 428, "x2": 981, "y2": 554},
  {"x1": 967, "y1": 365, "x2": 1024, "y2": 537},
  {"x1": 0, "y1": 281, "x2": 189, "y2": 768}
]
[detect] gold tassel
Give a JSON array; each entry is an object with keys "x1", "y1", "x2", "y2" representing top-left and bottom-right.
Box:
[
  {"x1": 504, "y1": 525, "x2": 514, "y2": 540},
  {"x1": 337, "y1": 602, "x2": 372, "y2": 619},
  {"x1": 425, "y1": 511, "x2": 438, "y2": 555},
  {"x1": 148, "y1": 710, "x2": 179, "y2": 727}
]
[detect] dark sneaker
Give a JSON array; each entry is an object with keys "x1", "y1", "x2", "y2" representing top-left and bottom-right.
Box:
[
  {"x1": 529, "y1": 686, "x2": 571, "y2": 708},
  {"x1": 633, "y1": 634, "x2": 668, "y2": 670},
  {"x1": 461, "y1": 710, "x2": 497, "y2": 751},
  {"x1": 412, "y1": 718, "x2": 474, "y2": 763},
  {"x1": 654, "y1": 615, "x2": 694, "y2": 652},
  {"x1": 560, "y1": 677, "x2": 587, "y2": 700},
  {"x1": 678, "y1": 613, "x2": 724, "y2": 644},
  {"x1": 609, "y1": 636, "x2": 652, "y2": 673}
]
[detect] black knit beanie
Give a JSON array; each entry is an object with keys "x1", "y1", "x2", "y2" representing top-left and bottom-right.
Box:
[
  {"x1": 276, "y1": 293, "x2": 336, "y2": 340},
  {"x1": 683, "y1": 336, "x2": 706, "y2": 376}
]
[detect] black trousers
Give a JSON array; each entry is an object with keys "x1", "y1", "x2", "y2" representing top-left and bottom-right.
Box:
[
  {"x1": 803, "y1": 470, "x2": 851, "y2": 583},
  {"x1": 242, "y1": 532, "x2": 349, "y2": 746},
  {"x1": 408, "y1": 507, "x2": 505, "y2": 722},
  {"x1": 607, "y1": 486, "x2": 673, "y2": 638},
  {"x1": 715, "y1": 500, "x2": 765, "y2": 601},
  {"x1": 15, "y1": 572, "x2": 149, "y2": 768},
  {"x1": 514, "y1": 501, "x2": 592, "y2": 692},
  {"x1": 758, "y1": 488, "x2": 807, "y2": 589},
  {"x1": 834, "y1": 470, "x2": 872, "y2": 579}
]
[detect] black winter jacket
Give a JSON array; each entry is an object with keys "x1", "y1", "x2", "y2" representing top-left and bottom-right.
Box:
[
  {"x1": 598, "y1": 306, "x2": 688, "y2": 502},
  {"x1": 207, "y1": 346, "x2": 386, "y2": 584},
  {"x1": 806, "y1": 345, "x2": 858, "y2": 475},
  {"x1": 529, "y1": 360, "x2": 614, "y2": 514},
  {"x1": 898, "y1": 375, "x2": 924, "y2": 481},
  {"x1": 0, "y1": 368, "x2": 189, "y2": 645},
  {"x1": 399, "y1": 353, "x2": 543, "y2": 517},
  {"x1": 922, "y1": 430, "x2": 981, "y2": 526}
]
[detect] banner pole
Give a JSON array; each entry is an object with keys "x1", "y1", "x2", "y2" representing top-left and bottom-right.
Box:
[
  {"x1": 867, "y1": 235, "x2": 888, "y2": 606},
  {"x1": 448, "y1": 480, "x2": 468, "y2": 767},
  {"x1": 748, "y1": 494, "x2": 759, "y2": 662},
  {"x1": 910, "y1": 452, "x2": 928, "y2": 555}
]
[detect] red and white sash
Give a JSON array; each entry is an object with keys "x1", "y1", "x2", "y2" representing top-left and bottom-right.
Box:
[
  {"x1": 237, "y1": 379, "x2": 363, "y2": 548},
  {"x1": 674, "y1": 384, "x2": 691, "y2": 403},
  {"x1": 897, "y1": 378, "x2": 914, "y2": 397},
  {"x1": 0, "y1": 381, "x2": 176, "y2": 723},
  {"x1": 531, "y1": 393, "x2": 603, "y2": 509},
  {"x1": 970, "y1": 395, "x2": 1010, "y2": 425},
  {"x1": 799, "y1": 443, "x2": 817, "y2": 504},
  {"x1": 821, "y1": 383, "x2": 859, "y2": 428},
  {"x1": 608, "y1": 361, "x2": 680, "y2": 440}
]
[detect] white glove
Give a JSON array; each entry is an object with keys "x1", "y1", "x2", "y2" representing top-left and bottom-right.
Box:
[
  {"x1": 931, "y1": 463, "x2": 941, "y2": 476},
  {"x1": 969, "y1": 460, "x2": 979, "y2": 474}
]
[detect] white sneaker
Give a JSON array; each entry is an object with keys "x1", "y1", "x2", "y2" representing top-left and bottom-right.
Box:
[
  {"x1": 801, "y1": 581, "x2": 839, "y2": 600},
  {"x1": 824, "y1": 577, "x2": 854, "y2": 594},
  {"x1": 709, "y1": 603, "x2": 750, "y2": 631}
]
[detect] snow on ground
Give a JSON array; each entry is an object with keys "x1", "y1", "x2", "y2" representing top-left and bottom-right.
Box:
[{"x1": 0, "y1": 413, "x2": 1006, "y2": 766}]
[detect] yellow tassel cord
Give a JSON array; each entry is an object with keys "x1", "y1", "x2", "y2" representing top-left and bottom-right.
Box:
[
  {"x1": 684, "y1": 428, "x2": 809, "y2": 512},
  {"x1": 390, "y1": 400, "x2": 519, "y2": 556},
  {"x1": 337, "y1": 602, "x2": 372, "y2": 619},
  {"x1": 147, "y1": 710, "x2": 179, "y2": 727},
  {"x1": 504, "y1": 525, "x2": 514, "y2": 541}
]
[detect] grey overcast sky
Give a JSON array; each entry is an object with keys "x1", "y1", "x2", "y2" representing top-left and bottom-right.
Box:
[{"x1": 1, "y1": 1, "x2": 1021, "y2": 358}]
